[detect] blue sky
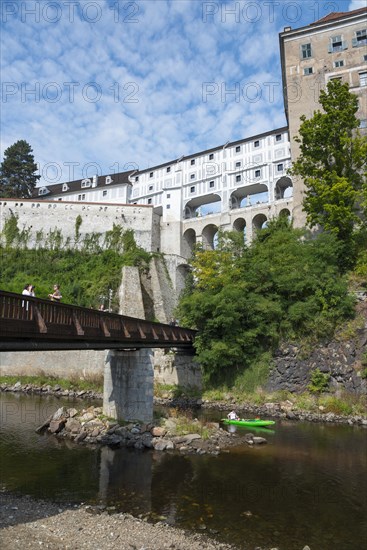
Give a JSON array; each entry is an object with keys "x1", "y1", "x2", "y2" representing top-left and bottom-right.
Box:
[{"x1": 0, "y1": 0, "x2": 363, "y2": 185}]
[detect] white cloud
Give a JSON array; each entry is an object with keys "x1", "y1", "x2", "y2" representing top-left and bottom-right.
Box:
[{"x1": 1, "y1": 0, "x2": 335, "y2": 185}]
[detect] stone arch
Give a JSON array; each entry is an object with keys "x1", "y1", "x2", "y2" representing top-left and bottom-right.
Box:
[
  {"x1": 275, "y1": 176, "x2": 293, "y2": 200},
  {"x1": 233, "y1": 217, "x2": 247, "y2": 241},
  {"x1": 182, "y1": 228, "x2": 196, "y2": 258},
  {"x1": 252, "y1": 213, "x2": 268, "y2": 232},
  {"x1": 279, "y1": 208, "x2": 291, "y2": 219},
  {"x1": 202, "y1": 224, "x2": 218, "y2": 250}
]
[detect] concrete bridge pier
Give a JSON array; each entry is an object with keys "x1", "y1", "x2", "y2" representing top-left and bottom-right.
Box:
[{"x1": 103, "y1": 348, "x2": 154, "y2": 423}]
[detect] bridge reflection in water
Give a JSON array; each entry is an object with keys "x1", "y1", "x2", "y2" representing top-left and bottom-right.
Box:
[{"x1": 0, "y1": 290, "x2": 197, "y2": 423}]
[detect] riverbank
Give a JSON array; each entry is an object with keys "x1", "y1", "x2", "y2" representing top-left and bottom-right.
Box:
[
  {"x1": 0, "y1": 490, "x2": 236, "y2": 550},
  {"x1": 1, "y1": 380, "x2": 366, "y2": 426}
]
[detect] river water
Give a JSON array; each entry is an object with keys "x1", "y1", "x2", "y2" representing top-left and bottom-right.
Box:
[{"x1": 0, "y1": 392, "x2": 366, "y2": 550}]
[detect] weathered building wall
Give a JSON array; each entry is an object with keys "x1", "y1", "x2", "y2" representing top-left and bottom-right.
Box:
[{"x1": 0, "y1": 199, "x2": 160, "y2": 253}]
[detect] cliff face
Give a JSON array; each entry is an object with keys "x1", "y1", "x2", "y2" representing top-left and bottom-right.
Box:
[{"x1": 267, "y1": 298, "x2": 367, "y2": 395}]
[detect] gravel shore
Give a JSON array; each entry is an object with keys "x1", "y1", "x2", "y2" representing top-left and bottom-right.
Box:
[{"x1": 0, "y1": 491, "x2": 236, "y2": 550}]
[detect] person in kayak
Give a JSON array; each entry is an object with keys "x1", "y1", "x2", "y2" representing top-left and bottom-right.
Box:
[{"x1": 227, "y1": 410, "x2": 240, "y2": 421}]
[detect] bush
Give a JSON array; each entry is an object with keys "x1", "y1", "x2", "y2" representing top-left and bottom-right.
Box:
[{"x1": 307, "y1": 368, "x2": 330, "y2": 394}]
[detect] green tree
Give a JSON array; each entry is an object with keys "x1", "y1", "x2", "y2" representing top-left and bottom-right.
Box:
[
  {"x1": 290, "y1": 80, "x2": 367, "y2": 269},
  {"x1": 178, "y1": 219, "x2": 354, "y2": 383},
  {"x1": 0, "y1": 140, "x2": 40, "y2": 198}
]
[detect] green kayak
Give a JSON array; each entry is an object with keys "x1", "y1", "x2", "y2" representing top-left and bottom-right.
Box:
[{"x1": 221, "y1": 418, "x2": 275, "y2": 428}]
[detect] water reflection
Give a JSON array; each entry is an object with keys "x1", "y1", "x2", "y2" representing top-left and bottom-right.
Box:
[{"x1": 0, "y1": 392, "x2": 366, "y2": 550}]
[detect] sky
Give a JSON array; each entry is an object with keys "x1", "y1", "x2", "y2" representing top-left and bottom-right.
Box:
[{"x1": 0, "y1": 0, "x2": 364, "y2": 185}]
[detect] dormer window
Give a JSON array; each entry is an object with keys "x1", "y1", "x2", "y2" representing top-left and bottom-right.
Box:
[
  {"x1": 38, "y1": 187, "x2": 49, "y2": 196},
  {"x1": 62, "y1": 183, "x2": 69, "y2": 192},
  {"x1": 81, "y1": 179, "x2": 91, "y2": 188}
]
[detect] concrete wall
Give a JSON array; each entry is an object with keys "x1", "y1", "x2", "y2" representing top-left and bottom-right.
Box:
[{"x1": 103, "y1": 349, "x2": 154, "y2": 422}]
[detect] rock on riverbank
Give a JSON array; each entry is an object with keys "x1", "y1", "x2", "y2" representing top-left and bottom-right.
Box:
[{"x1": 36, "y1": 405, "x2": 268, "y2": 453}]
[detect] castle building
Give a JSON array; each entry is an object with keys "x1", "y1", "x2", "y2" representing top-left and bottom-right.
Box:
[
  {"x1": 30, "y1": 7, "x2": 367, "y2": 258},
  {"x1": 279, "y1": 6, "x2": 367, "y2": 226}
]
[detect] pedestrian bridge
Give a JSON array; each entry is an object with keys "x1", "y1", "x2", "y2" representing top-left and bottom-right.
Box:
[
  {"x1": 0, "y1": 290, "x2": 197, "y2": 423},
  {"x1": 0, "y1": 290, "x2": 196, "y2": 352}
]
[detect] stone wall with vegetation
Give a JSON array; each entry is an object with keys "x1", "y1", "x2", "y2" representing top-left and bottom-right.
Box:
[{"x1": 267, "y1": 298, "x2": 367, "y2": 395}]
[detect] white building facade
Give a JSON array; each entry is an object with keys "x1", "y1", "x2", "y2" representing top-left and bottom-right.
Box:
[{"x1": 35, "y1": 127, "x2": 293, "y2": 258}]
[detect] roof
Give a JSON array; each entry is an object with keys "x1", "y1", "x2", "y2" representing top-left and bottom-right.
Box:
[
  {"x1": 311, "y1": 6, "x2": 367, "y2": 25},
  {"x1": 33, "y1": 170, "x2": 133, "y2": 198}
]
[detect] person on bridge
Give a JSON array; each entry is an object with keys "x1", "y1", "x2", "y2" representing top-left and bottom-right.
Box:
[{"x1": 49, "y1": 284, "x2": 62, "y2": 302}]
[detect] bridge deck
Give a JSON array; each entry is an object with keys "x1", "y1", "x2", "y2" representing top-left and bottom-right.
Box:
[{"x1": 0, "y1": 291, "x2": 196, "y2": 352}]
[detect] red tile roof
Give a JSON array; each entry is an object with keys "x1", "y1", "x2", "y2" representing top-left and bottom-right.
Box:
[{"x1": 311, "y1": 6, "x2": 367, "y2": 25}]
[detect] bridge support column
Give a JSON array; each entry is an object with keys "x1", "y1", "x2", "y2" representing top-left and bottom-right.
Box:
[{"x1": 103, "y1": 349, "x2": 154, "y2": 423}]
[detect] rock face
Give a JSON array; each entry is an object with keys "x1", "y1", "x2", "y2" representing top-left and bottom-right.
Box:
[{"x1": 267, "y1": 302, "x2": 367, "y2": 394}]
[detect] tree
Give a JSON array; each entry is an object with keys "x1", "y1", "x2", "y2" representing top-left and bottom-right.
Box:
[
  {"x1": 290, "y1": 80, "x2": 367, "y2": 269},
  {"x1": 0, "y1": 140, "x2": 40, "y2": 198},
  {"x1": 178, "y1": 220, "x2": 354, "y2": 383}
]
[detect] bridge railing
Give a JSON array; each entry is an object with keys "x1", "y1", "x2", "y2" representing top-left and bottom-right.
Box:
[{"x1": 0, "y1": 290, "x2": 196, "y2": 350}]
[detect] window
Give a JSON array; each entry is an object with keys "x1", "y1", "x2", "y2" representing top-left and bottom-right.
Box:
[
  {"x1": 329, "y1": 76, "x2": 342, "y2": 82},
  {"x1": 209, "y1": 153, "x2": 214, "y2": 160},
  {"x1": 190, "y1": 159, "x2": 195, "y2": 165},
  {"x1": 78, "y1": 195, "x2": 82, "y2": 201},
  {"x1": 81, "y1": 179, "x2": 91, "y2": 188},
  {"x1": 329, "y1": 35, "x2": 346, "y2": 53},
  {"x1": 150, "y1": 172, "x2": 153, "y2": 178},
  {"x1": 334, "y1": 60, "x2": 344, "y2": 68},
  {"x1": 276, "y1": 134, "x2": 282, "y2": 142},
  {"x1": 102, "y1": 190, "x2": 108, "y2": 197},
  {"x1": 353, "y1": 29, "x2": 367, "y2": 47},
  {"x1": 166, "y1": 167, "x2": 171, "y2": 173},
  {"x1": 255, "y1": 169, "x2": 261, "y2": 178},
  {"x1": 167, "y1": 193, "x2": 171, "y2": 198},
  {"x1": 277, "y1": 163, "x2": 284, "y2": 172},
  {"x1": 235, "y1": 145, "x2": 241, "y2": 153},
  {"x1": 364, "y1": 54, "x2": 367, "y2": 62},
  {"x1": 166, "y1": 204, "x2": 170, "y2": 209},
  {"x1": 147, "y1": 198, "x2": 152, "y2": 204},
  {"x1": 62, "y1": 183, "x2": 69, "y2": 192},
  {"x1": 359, "y1": 71, "x2": 367, "y2": 86},
  {"x1": 190, "y1": 186, "x2": 195, "y2": 193},
  {"x1": 135, "y1": 176, "x2": 139, "y2": 182},
  {"x1": 235, "y1": 161, "x2": 241, "y2": 168},
  {"x1": 148, "y1": 185, "x2": 153, "y2": 191},
  {"x1": 303, "y1": 67, "x2": 313, "y2": 75},
  {"x1": 190, "y1": 174, "x2": 195, "y2": 180},
  {"x1": 254, "y1": 140, "x2": 259, "y2": 148},
  {"x1": 209, "y1": 181, "x2": 214, "y2": 188},
  {"x1": 236, "y1": 175, "x2": 241, "y2": 182},
  {"x1": 301, "y1": 43, "x2": 312, "y2": 59}
]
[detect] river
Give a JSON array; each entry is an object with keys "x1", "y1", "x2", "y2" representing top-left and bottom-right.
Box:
[{"x1": 0, "y1": 392, "x2": 366, "y2": 550}]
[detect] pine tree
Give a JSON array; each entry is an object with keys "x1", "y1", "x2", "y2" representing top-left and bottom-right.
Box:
[{"x1": 0, "y1": 140, "x2": 40, "y2": 198}]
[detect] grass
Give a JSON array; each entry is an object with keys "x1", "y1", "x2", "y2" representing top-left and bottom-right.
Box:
[{"x1": 0, "y1": 373, "x2": 103, "y2": 394}]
